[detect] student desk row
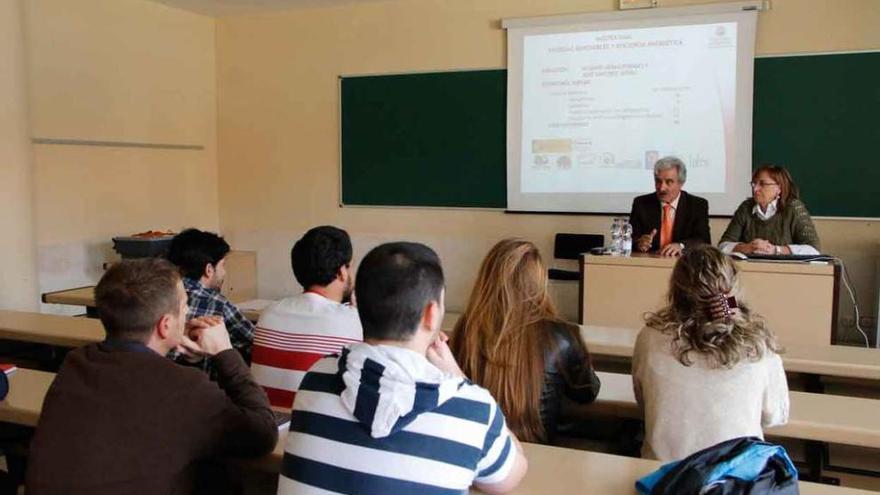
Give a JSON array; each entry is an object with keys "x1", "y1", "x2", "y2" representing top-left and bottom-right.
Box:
[
  {"x1": 253, "y1": 432, "x2": 874, "y2": 495},
  {"x1": 578, "y1": 372, "x2": 880, "y2": 451},
  {"x1": 0, "y1": 367, "x2": 868, "y2": 495},
  {"x1": 4, "y1": 364, "x2": 878, "y2": 483},
  {"x1": 41, "y1": 286, "x2": 264, "y2": 323},
  {"x1": 2, "y1": 310, "x2": 878, "y2": 385},
  {"x1": 573, "y1": 371, "x2": 880, "y2": 483}
]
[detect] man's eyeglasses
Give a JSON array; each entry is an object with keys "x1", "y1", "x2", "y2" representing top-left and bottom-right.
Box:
[{"x1": 750, "y1": 181, "x2": 778, "y2": 188}]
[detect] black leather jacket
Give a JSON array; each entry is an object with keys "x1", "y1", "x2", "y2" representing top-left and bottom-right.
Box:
[{"x1": 540, "y1": 322, "x2": 601, "y2": 443}]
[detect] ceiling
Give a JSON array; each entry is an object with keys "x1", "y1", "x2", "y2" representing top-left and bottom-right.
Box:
[{"x1": 148, "y1": 0, "x2": 390, "y2": 17}]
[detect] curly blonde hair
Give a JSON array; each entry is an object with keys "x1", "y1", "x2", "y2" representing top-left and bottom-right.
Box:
[{"x1": 645, "y1": 245, "x2": 781, "y2": 368}]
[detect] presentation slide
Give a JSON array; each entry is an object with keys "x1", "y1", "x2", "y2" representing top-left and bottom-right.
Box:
[
  {"x1": 506, "y1": 9, "x2": 757, "y2": 214},
  {"x1": 522, "y1": 23, "x2": 734, "y2": 193}
]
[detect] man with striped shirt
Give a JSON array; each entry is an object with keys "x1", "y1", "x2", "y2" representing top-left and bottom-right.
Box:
[
  {"x1": 253, "y1": 226, "x2": 362, "y2": 408},
  {"x1": 279, "y1": 242, "x2": 527, "y2": 495}
]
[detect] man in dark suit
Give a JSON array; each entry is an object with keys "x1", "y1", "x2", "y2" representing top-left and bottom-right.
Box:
[{"x1": 629, "y1": 156, "x2": 711, "y2": 257}]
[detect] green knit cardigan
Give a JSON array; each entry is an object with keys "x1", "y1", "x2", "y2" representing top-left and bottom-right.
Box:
[{"x1": 720, "y1": 198, "x2": 820, "y2": 250}]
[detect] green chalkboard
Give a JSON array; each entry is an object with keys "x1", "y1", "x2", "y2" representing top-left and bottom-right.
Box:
[
  {"x1": 340, "y1": 70, "x2": 507, "y2": 208},
  {"x1": 752, "y1": 52, "x2": 880, "y2": 218},
  {"x1": 341, "y1": 52, "x2": 880, "y2": 216}
]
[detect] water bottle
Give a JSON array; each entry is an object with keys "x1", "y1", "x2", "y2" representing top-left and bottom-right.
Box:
[
  {"x1": 609, "y1": 217, "x2": 622, "y2": 256},
  {"x1": 621, "y1": 220, "x2": 633, "y2": 256}
]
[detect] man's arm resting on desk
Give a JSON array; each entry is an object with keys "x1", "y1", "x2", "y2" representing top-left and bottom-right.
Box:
[{"x1": 473, "y1": 434, "x2": 528, "y2": 495}]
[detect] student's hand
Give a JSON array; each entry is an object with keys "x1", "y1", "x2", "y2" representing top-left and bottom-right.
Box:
[
  {"x1": 659, "y1": 242, "x2": 683, "y2": 257},
  {"x1": 176, "y1": 335, "x2": 205, "y2": 363},
  {"x1": 636, "y1": 229, "x2": 656, "y2": 253},
  {"x1": 187, "y1": 315, "x2": 223, "y2": 334},
  {"x1": 427, "y1": 332, "x2": 465, "y2": 378},
  {"x1": 188, "y1": 319, "x2": 233, "y2": 356}
]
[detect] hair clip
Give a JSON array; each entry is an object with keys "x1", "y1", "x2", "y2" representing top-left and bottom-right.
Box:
[{"x1": 708, "y1": 293, "x2": 738, "y2": 322}]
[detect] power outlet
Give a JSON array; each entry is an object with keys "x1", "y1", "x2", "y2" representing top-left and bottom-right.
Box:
[
  {"x1": 840, "y1": 317, "x2": 855, "y2": 328},
  {"x1": 859, "y1": 316, "x2": 876, "y2": 329}
]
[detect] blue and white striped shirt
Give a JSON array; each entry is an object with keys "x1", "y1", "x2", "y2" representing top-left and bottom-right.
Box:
[{"x1": 278, "y1": 343, "x2": 517, "y2": 495}]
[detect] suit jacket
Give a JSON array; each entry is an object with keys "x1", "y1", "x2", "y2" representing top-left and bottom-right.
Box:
[
  {"x1": 629, "y1": 191, "x2": 711, "y2": 252},
  {"x1": 26, "y1": 340, "x2": 278, "y2": 495}
]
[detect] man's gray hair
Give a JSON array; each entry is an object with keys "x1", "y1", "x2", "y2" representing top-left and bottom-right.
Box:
[{"x1": 654, "y1": 156, "x2": 687, "y2": 183}]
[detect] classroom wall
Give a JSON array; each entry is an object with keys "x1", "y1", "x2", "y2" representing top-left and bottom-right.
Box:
[
  {"x1": 24, "y1": 0, "x2": 220, "y2": 312},
  {"x1": 0, "y1": 0, "x2": 39, "y2": 311},
  {"x1": 216, "y1": 0, "x2": 880, "y2": 342}
]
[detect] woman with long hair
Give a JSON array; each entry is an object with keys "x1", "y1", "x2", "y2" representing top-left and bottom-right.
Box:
[
  {"x1": 720, "y1": 164, "x2": 820, "y2": 255},
  {"x1": 449, "y1": 238, "x2": 600, "y2": 444},
  {"x1": 633, "y1": 245, "x2": 789, "y2": 461}
]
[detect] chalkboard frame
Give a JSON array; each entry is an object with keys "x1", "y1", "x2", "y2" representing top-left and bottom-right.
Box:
[{"x1": 340, "y1": 50, "x2": 880, "y2": 218}]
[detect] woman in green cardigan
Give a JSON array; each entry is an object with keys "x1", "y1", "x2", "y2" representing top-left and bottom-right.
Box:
[{"x1": 719, "y1": 165, "x2": 820, "y2": 255}]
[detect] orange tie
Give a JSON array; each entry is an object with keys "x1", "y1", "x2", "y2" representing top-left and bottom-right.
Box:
[{"x1": 660, "y1": 203, "x2": 674, "y2": 249}]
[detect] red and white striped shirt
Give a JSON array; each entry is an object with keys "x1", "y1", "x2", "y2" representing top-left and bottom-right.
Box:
[{"x1": 252, "y1": 293, "x2": 362, "y2": 408}]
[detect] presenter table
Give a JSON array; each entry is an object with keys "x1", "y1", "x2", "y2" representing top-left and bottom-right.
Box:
[{"x1": 580, "y1": 254, "x2": 840, "y2": 347}]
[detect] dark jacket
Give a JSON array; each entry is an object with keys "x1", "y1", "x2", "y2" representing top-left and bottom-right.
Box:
[
  {"x1": 636, "y1": 437, "x2": 799, "y2": 495},
  {"x1": 26, "y1": 340, "x2": 277, "y2": 495},
  {"x1": 629, "y1": 191, "x2": 711, "y2": 252},
  {"x1": 540, "y1": 322, "x2": 601, "y2": 443}
]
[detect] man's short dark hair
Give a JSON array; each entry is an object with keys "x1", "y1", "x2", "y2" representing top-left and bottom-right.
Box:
[
  {"x1": 166, "y1": 228, "x2": 230, "y2": 280},
  {"x1": 355, "y1": 242, "x2": 444, "y2": 341},
  {"x1": 291, "y1": 226, "x2": 353, "y2": 288},
  {"x1": 95, "y1": 258, "x2": 182, "y2": 341}
]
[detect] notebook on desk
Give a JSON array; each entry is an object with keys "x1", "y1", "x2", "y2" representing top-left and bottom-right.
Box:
[{"x1": 744, "y1": 254, "x2": 833, "y2": 262}]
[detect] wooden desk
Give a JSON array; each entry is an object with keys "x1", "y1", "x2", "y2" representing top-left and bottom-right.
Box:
[
  {"x1": 44, "y1": 288, "x2": 263, "y2": 322},
  {"x1": 581, "y1": 254, "x2": 840, "y2": 347},
  {"x1": 0, "y1": 368, "x2": 54, "y2": 427},
  {"x1": 42, "y1": 250, "x2": 258, "y2": 310},
  {"x1": 3, "y1": 366, "x2": 873, "y2": 493},
  {"x1": 576, "y1": 372, "x2": 880, "y2": 450},
  {"x1": 0, "y1": 310, "x2": 104, "y2": 348},
  {"x1": 580, "y1": 325, "x2": 880, "y2": 382},
  {"x1": 256, "y1": 431, "x2": 872, "y2": 494}
]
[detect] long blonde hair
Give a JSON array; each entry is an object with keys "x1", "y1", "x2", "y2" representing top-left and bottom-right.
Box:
[
  {"x1": 645, "y1": 245, "x2": 780, "y2": 368},
  {"x1": 450, "y1": 239, "x2": 574, "y2": 442}
]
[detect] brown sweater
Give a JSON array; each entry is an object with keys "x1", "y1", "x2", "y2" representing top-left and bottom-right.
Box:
[{"x1": 26, "y1": 340, "x2": 277, "y2": 495}]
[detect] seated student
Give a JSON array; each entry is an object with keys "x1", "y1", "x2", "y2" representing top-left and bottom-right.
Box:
[
  {"x1": 279, "y1": 242, "x2": 527, "y2": 495},
  {"x1": 26, "y1": 258, "x2": 277, "y2": 494},
  {"x1": 253, "y1": 226, "x2": 362, "y2": 408},
  {"x1": 166, "y1": 228, "x2": 256, "y2": 370},
  {"x1": 632, "y1": 245, "x2": 789, "y2": 462},
  {"x1": 719, "y1": 164, "x2": 820, "y2": 255},
  {"x1": 630, "y1": 156, "x2": 711, "y2": 257},
  {"x1": 450, "y1": 239, "x2": 600, "y2": 444}
]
